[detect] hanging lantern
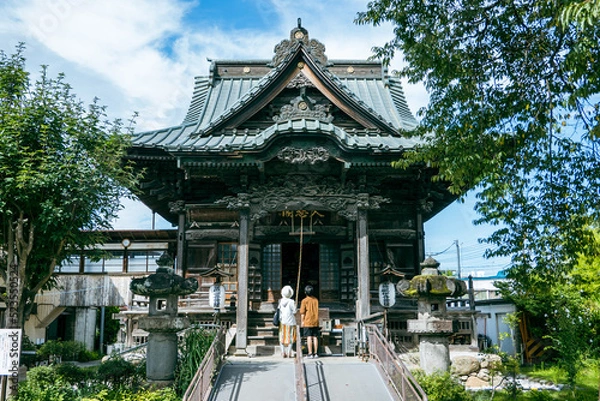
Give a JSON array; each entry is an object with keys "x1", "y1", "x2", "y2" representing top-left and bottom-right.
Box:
[
  {"x1": 209, "y1": 283, "x2": 226, "y2": 309},
  {"x1": 376, "y1": 265, "x2": 403, "y2": 309},
  {"x1": 201, "y1": 265, "x2": 232, "y2": 310},
  {"x1": 378, "y1": 281, "x2": 396, "y2": 308}
]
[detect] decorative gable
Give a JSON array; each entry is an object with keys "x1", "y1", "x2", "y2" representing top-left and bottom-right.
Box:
[
  {"x1": 271, "y1": 19, "x2": 328, "y2": 66},
  {"x1": 133, "y1": 22, "x2": 420, "y2": 153}
]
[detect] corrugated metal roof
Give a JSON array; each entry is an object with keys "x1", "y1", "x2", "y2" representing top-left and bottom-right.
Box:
[
  {"x1": 182, "y1": 77, "x2": 210, "y2": 124},
  {"x1": 339, "y1": 77, "x2": 418, "y2": 131}
]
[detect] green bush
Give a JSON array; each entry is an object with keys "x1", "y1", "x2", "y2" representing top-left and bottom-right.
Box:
[
  {"x1": 80, "y1": 387, "x2": 180, "y2": 401},
  {"x1": 37, "y1": 340, "x2": 98, "y2": 363},
  {"x1": 15, "y1": 365, "x2": 78, "y2": 401},
  {"x1": 414, "y1": 370, "x2": 473, "y2": 401},
  {"x1": 55, "y1": 363, "x2": 96, "y2": 388},
  {"x1": 16, "y1": 359, "x2": 178, "y2": 401},
  {"x1": 523, "y1": 390, "x2": 556, "y2": 401},
  {"x1": 97, "y1": 356, "x2": 143, "y2": 388}
]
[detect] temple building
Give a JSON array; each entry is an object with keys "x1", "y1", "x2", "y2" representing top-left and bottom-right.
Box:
[{"x1": 125, "y1": 22, "x2": 456, "y2": 354}]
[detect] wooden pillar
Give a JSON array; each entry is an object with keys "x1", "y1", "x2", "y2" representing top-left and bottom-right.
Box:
[
  {"x1": 235, "y1": 209, "x2": 249, "y2": 355},
  {"x1": 416, "y1": 204, "x2": 425, "y2": 271},
  {"x1": 176, "y1": 212, "x2": 185, "y2": 275},
  {"x1": 356, "y1": 209, "x2": 370, "y2": 320},
  {"x1": 169, "y1": 200, "x2": 186, "y2": 276}
]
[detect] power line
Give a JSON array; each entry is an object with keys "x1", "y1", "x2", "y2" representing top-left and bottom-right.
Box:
[{"x1": 426, "y1": 241, "x2": 455, "y2": 256}]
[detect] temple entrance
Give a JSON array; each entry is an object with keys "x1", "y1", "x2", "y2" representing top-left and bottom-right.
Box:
[{"x1": 281, "y1": 242, "x2": 319, "y2": 299}]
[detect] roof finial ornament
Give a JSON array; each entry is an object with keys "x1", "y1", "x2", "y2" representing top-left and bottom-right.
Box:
[{"x1": 270, "y1": 20, "x2": 328, "y2": 67}]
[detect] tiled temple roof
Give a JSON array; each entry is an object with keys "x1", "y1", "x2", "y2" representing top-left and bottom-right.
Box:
[{"x1": 133, "y1": 24, "x2": 420, "y2": 154}]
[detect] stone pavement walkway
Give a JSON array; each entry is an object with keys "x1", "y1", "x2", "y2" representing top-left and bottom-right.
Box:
[{"x1": 209, "y1": 354, "x2": 396, "y2": 401}]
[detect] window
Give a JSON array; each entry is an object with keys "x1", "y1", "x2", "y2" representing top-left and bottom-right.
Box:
[
  {"x1": 262, "y1": 244, "x2": 281, "y2": 291},
  {"x1": 127, "y1": 250, "x2": 163, "y2": 273},
  {"x1": 217, "y1": 243, "x2": 238, "y2": 266},
  {"x1": 217, "y1": 243, "x2": 238, "y2": 292},
  {"x1": 56, "y1": 255, "x2": 81, "y2": 273},
  {"x1": 187, "y1": 243, "x2": 216, "y2": 271},
  {"x1": 369, "y1": 243, "x2": 385, "y2": 291},
  {"x1": 320, "y1": 244, "x2": 339, "y2": 291}
]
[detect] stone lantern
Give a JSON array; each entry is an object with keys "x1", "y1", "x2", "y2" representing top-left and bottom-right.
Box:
[
  {"x1": 397, "y1": 257, "x2": 466, "y2": 374},
  {"x1": 130, "y1": 253, "x2": 198, "y2": 385}
]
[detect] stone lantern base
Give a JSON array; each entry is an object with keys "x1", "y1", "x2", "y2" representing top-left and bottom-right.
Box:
[
  {"x1": 146, "y1": 331, "x2": 179, "y2": 383},
  {"x1": 138, "y1": 316, "x2": 191, "y2": 383},
  {"x1": 419, "y1": 335, "x2": 451, "y2": 375}
]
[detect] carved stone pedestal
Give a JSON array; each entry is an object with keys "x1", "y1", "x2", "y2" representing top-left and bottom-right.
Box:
[
  {"x1": 130, "y1": 254, "x2": 198, "y2": 384},
  {"x1": 398, "y1": 257, "x2": 467, "y2": 374}
]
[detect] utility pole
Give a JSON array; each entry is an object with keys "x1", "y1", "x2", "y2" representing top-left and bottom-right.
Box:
[{"x1": 455, "y1": 240, "x2": 462, "y2": 279}]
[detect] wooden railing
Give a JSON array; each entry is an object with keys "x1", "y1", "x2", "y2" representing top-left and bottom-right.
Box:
[
  {"x1": 182, "y1": 325, "x2": 226, "y2": 401},
  {"x1": 364, "y1": 323, "x2": 428, "y2": 401},
  {"x1": 294, "y1": 324, "x2": 308, "y2": 401}
]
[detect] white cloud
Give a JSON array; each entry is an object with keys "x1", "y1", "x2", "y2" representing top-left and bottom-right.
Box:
[
  {"x1": 113, "y1": 198, "x2": 172, "y2": 230},
  {"x1": 1, "y1": 0, "x2": 431, "y2": 230},
  {"x1": 2, "y1": 0, "x2": 193, "y2": 129}
]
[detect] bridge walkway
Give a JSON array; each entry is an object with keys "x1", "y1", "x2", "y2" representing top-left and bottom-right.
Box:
[{"x1": 209, "y1": 354, "x2": 396, "y2": 401}]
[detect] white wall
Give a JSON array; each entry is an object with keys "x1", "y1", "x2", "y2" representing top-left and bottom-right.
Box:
[{"x1": 476, "y1": 302, "x2": 517, "y2": 355}]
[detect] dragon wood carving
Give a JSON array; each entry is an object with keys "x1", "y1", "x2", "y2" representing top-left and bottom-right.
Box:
[{"x1": 216, "y1": 175, "x2": 389, "y2": 221}]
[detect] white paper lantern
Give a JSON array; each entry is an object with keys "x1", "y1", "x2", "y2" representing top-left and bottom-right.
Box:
[
  {"x1": 208, "y1": 284, "x2": 226, "y2": 309},
  {"x1": 378, "y1": 281, "x2": 396, "y2": 308}
]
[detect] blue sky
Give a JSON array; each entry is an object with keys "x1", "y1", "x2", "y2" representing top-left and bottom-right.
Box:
[{"x1": 0, "y1": 0, "x2": 508, "y2": 276}]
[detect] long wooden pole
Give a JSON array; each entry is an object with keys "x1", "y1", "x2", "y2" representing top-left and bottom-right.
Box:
[{"x1": 295, "y1": 216, "x2": 304, "y2": 305}]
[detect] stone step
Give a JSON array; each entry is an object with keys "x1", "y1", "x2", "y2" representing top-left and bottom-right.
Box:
[{"x1": 248, "y1": 335, "x2": 279, "y2": 346}]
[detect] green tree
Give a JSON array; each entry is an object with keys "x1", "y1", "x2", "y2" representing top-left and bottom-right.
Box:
[
  {"x1": 492, "y1": 237, "x2": 600, "y2": 396},
  {"x1": 356, "y1": 0, "x2": 600, "y2": 303},
  {"x1": 357, "y1": 4, "x2": 600, "y2": 395},
  {"x1": 561, "y1": 0, "x2": 600, "y2": 27},
  {"x1": 0, "y1": 44, "x2": 139, "y2": 330}
]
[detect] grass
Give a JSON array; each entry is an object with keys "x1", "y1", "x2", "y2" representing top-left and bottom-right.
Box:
[
  {"x1": 479, "y1": 360, "x2": 600, "y2": 401},
  {"x1": 521, "y1": 361, "x2": 599, "y2": 400}
]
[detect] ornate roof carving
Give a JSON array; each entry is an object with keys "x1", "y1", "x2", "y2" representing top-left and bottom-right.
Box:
[
  {"x1": 273, "y1": 86, "x2": 334, "y2": 123},
  {"x1": 286, "y1": 72, "x2": 314, "y2": 89},
  {"x1": 216, "y1": 174, "x2": 389, "y2": 221},
  {"x1": 272, "y1": 19, "x2": 327, "y2": 66},
  {"x1": 277, "y1": 146, "x2": 330, "y2": 165}
]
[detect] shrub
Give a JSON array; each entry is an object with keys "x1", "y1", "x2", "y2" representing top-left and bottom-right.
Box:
[
  {"x1": 523, "y1": 390, "x2": 556, "y2": 401},
  {"x1": 37, "y1": 340, "x2": 64, "y2": 362},
  {"x1": 55, "y1": 363, "x2": 96, "y2": 388},
  {"x1": 81, "y1": 387, "x2": 180, "y2": 401},
  {"x1": 414, "y1": 370, "x2": 473, "y2": 401},
  {"x1": 37, "y1": 340, "x2": 98, "y2": 363},
  {"x1": 97, "y1": 356, "x2": 143, "y2": 388},
  {"x1": 15, "y1": 365, "x2": 78, "y2": 401}
]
